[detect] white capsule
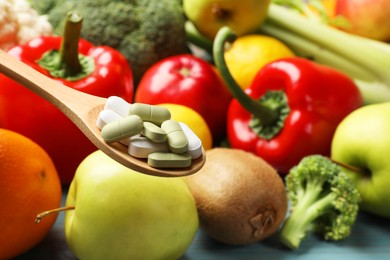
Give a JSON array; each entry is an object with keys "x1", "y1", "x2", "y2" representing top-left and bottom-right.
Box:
[
  {"x1": 128, "y1": 136, "x2": 169, "y2": 158},
  {"x1": 119, "y1": 134, "x2": 135, "y2": 146},
  {"x1": 96, "y1": 109, "x2": 123, "y2": 129},
  {"x1": 179, "y1": 122, "x2": 203, "y2": 159},
  {"x1": 104, "y1": 96, "x2": 131, "y2": 117}
]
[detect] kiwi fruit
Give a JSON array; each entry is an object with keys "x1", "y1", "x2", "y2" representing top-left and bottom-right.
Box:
[{"x1": 185, "y1": 148, "x2": 288, "y2": 245}]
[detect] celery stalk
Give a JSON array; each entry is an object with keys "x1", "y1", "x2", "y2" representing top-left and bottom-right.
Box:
[
  {"x1": 258, "y1": 4, "x2": 390, "y2": 104},
  {"x1": 183, "y1": 2, "x2": 390, "y2": 104}
]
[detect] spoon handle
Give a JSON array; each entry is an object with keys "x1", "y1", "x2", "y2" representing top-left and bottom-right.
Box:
[{"x1": 0, "y1": 50, "x2": 205, "y2": 177}]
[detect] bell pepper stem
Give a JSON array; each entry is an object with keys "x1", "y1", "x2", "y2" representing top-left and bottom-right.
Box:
[
  {"x1": 213, "y1": 27, "x2": 279, "y2": 125},
  {"x1": 59, "y1": 11, "x2": 83, "y2": 75},
  {"x1": 37, "y1": 12, "x2": 95, "y2": 81}
]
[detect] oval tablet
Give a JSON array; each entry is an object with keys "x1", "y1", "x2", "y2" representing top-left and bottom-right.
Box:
[
  {"x1": 161, "y1": 120, "x2": 188, "y2": 154},
  {"x1": 128, "y1": 136, "x2": 169, "y2": 158},
  {"x1": 179, "y1": 122, "x2": 203, "y2": 159},
  {"x1": 96, "y1": 109, "x2": 123, "y2": 129},
  {"x1": 104, "y1": 96, "x2": 131, "y2": 117},
  {"x1": 101, "y1": 115, "x2": 143, "y2": 143},
  {"x1": 148, "y1": 152, "x2": 192, "y2": 168},
  {"x1": 129, "y1": 103, "x2": 171, "y2": 126},
  {"x1": 142, "y1": 122, "x2": 167, "y2": 143}
]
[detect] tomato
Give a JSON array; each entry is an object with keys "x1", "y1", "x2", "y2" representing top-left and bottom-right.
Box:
[{"x1": 135, "y1": 54, "x2": 232, "y2": 144}]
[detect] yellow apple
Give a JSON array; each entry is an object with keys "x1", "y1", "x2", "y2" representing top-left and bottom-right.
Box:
[
  {"x1": 183, "y1": 0, "x2": 271, "y2": 39},
  {"x1": 64, "y1": 150, "x2": 199, "y2": 259}
]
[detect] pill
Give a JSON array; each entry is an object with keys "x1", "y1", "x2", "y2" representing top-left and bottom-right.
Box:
[
  {"x1": 129, "y1": 103, "x2": 171, "y2": 126},
  {"x1": 101, "y1": 115, "x2": 143, "y2": 143},
  {"x1": 104, "y1": 96, "x2": 131, "y2": 117},
  {"x1": 128, "y1": 136, "x2": 169, "y2": 158},
  {"x1": 119, "y1": 135, "x2": 133, "y2": 146},
  {"x1": 96, "y1": 109, "x2": 123, "y2": 129},
  {"x1": 161, "y1": 120, "x2": 188, "y2": 154},
  {"x1": 142, "y1": 122, "x2": 167, "y2": 143},
  {"x1": 148, "y1": 152, "x2": 192, "y2": 168},
  {"x1": 179, "y1": 122, "x2": 203, "y2": 159}
]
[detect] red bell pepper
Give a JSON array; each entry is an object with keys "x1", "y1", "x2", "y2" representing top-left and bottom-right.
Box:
[
  {"x1": 213, "y1": 27, "x2": 363, "y2": 175},
  {"x1": 135, "y1": 54, "x2": 232, "y2": 143},
  {"x1": 0, "y1": 13, "x2": 133, "y2": 184}
]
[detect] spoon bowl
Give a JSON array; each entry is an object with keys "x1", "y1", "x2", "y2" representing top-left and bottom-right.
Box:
[{"x1": 0, "y1": 50, "x2": 205, "y2": 177}]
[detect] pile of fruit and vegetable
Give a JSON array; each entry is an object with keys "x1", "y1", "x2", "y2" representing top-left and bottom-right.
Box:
[{"x1": 1, "y1": 0, "x2": 390, "y2": 259}]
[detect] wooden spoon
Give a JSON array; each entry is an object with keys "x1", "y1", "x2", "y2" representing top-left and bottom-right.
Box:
[{"x1": 0, "y1": 50, "x2": 205, "y2": 177}]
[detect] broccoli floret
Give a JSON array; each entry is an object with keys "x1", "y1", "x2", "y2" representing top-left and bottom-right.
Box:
[
  {"x1": 30, "y1": 0, "x2": 64, "y2": 15},
  {"x1": 34, "y1": 0, "x2": 79, "y2": 36},
  {"x1": 280, "y1": 155, "x2": 361, "y2": 250},
  {"x1": 31, "y1": 0, "x2": 189, "y2": 85}
]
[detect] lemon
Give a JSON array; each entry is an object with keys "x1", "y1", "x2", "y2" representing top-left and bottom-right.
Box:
[{"x1": 224, "y1": 34, "x2": 295, "y2": 89}]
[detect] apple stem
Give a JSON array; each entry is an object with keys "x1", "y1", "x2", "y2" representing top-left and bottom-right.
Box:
[
  {"x1": 211, "y1": 3, "x2": 230, "y2": 19},
  {"x1": 35, "y1": 205, "x2": 75, "y2": 224},
  {"x1": 328, "y1": 158, "x2": 367, "y2": 174}
]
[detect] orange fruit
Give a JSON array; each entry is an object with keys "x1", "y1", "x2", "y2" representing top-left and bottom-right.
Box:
[
  {"x1": 0, "y1": 129, "x2": 62, "y2": 259},
  {"x1": 224, "y1": 34, "x2": 295, "y2": 89}
]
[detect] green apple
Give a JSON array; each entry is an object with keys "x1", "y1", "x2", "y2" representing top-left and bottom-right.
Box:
[
  {"x1": 331, "y1": 102, "x2": 390, "y2": 218},
  {"x1": 183, "y1": 0, "x2": 271, "y2": 40},
  {"x1": 64, "y1": 150, "x2": 199, "y2": 260}
]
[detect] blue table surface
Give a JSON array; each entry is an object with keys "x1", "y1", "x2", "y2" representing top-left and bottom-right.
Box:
[{"x1": 14, "y1": 188, "x2": 390, "y2": 260}]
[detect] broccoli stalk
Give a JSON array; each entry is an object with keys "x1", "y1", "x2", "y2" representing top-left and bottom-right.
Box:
[{"x1": 280, "y1": 155, "x2": 361, "y2": 250}]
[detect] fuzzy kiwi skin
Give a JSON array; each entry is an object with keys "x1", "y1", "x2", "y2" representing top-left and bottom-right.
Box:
[{"x1": 185, "y1": 148, "x2": 288, "y2": 245}]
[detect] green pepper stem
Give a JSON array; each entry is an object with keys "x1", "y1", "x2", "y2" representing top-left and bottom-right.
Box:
[
  {"x1": 212, "y1": 27, "x2": 279, "y2": 126},
  {"x1": 59, "y1": 12, "x2": 83, "y2": 75}
]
